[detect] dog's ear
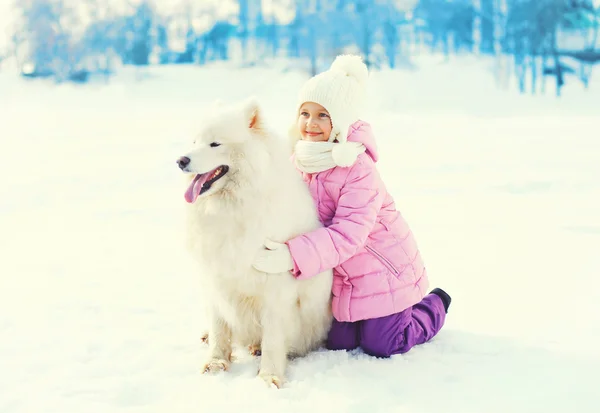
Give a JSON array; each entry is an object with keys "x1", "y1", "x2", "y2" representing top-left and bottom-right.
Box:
[{"x1": 242, "y1": 96, "x2": 263, "y2": 131}]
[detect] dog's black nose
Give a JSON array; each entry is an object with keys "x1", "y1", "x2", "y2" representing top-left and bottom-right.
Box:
[{"x1": 177, "y1": 156, "x2": 190, "y2": 170}]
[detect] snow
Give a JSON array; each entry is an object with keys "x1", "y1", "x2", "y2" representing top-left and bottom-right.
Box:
[{"x1": 1, "y1": 56, "x2": 599, "y2": 413}]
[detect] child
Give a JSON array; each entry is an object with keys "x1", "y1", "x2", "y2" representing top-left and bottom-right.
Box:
[{"x1": 252, "y1": 55, "x2": 451, "y2": 358}]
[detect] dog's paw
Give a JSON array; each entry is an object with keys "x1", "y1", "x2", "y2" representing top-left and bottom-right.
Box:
[
  {"x1": 257, "y1": 371, "x2": 283, "y2": 389},
  {"x1": 248, "y1": 344, "x2": 261, "y2": 356},
  {"x1": 200, "y1": 332, "x2": 209, "y2": 345},
  {"x1": 202, "y1": 358, "x2": 229, "y2": 374}
]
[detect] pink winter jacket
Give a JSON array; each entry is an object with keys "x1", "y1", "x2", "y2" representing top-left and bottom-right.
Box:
[{"x1": 286, "y1": 121, "x2": 430, "y2": 322}]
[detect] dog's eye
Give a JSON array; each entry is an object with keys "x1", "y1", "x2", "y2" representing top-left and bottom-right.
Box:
[{"x1": 210, "y1": 142, "x2": 221, "y2": 148}]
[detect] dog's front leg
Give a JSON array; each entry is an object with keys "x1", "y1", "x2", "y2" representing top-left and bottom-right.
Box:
[
  {"x1": 257, "y1": 307, "x2": 287, "y2": 388},
  {"x1": 202, "y1": 312, "x2": 232, "y2": 374}
]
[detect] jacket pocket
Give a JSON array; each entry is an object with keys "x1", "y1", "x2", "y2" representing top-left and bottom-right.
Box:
[{"x1": 365, "y1": 245, "x2": 399, "y2": 276}]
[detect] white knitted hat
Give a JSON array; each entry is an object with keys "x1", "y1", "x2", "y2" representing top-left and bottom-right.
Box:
[{"x1": 296, "y1": 54, "x2": 369, "y2": 144}]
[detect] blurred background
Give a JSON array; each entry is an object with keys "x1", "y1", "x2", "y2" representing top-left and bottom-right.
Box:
[{"x1": 0, "y1": 0, "x2": 598, "y2": 97}]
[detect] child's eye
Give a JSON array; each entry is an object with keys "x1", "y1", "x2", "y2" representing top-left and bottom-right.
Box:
[
  {"x1": 210, "y1": 142, "x2": 221, "y2": 148},
  {"x1": 319, "y1": 113, "x2": 329, "y2": 118},
  {"x1": 300, "y1": 111, "x2": 309, "y2": 117}
]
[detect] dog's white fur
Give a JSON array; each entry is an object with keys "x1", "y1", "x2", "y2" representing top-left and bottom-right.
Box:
[{"x1": 179, "y1": 98, "x2": 333, "y2": 388}]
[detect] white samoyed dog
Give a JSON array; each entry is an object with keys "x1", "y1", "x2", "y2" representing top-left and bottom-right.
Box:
[{"x1": 177, "y1": 98, "x2": 333, "y2": 388}]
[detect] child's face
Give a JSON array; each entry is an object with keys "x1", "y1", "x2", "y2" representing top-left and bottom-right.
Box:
[{"x1": 297, "y1": 102, "x2": 332, "y2": 142}]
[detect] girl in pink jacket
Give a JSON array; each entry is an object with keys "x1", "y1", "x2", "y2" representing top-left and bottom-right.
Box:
[{"x1": 252, "y1": 55, "x2": 450, "y2": 358}]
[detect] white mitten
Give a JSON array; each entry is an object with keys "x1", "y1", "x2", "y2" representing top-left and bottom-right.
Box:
[{"x1": 252, "y1": 239, "x2": 294, "y2": 274}]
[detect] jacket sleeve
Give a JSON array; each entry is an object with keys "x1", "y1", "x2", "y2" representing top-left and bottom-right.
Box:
[{"x1": 286, "y1": 158, "x2": 384, "y2": 279}]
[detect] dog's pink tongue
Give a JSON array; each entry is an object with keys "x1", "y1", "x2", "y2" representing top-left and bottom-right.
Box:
[{"x1": 184, "y1": 173, "x2": 210, "y2": 203}]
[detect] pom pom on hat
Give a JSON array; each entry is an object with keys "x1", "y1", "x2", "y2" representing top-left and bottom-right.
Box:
[{"x1": 329, "y1": 54, "x2": 369, "y2": 87}]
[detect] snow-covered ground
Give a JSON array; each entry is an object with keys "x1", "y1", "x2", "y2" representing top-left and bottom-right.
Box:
[{"x1": 0, "y1": 57, "x2": 599, "y2": 413}]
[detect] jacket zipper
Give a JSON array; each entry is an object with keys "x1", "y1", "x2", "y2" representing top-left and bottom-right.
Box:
[{"x1": 365, "y1": 245, "x2": 399, "y2": 275}]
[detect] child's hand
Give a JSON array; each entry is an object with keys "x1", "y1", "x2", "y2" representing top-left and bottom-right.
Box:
[{"x1": 252, "y1": 239, "x2": 294, "y2": 274}]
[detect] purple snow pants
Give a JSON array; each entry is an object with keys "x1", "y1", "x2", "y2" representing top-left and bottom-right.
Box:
[{"x1": 326, "y1": 293, "x2": 446, "y2": 358}]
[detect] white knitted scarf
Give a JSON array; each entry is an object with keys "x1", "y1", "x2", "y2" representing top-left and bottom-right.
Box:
[{"x1": 294, "y1": 139, "x2": 366, "y2": 174}]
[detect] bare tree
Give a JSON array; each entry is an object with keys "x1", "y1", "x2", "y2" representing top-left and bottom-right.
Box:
[
  {"x1": 493, "y1": 0, "x2": 509, "y2": 89},
  {"x1": 578, "y1": 1, "x2": 599, "y2": 88},
  {"x1": 473, "y1": 0, "x2": 482, "y2": 55},
  {"x1": 239, "y1": 0, "x2": 250, "y2": 63},
  {"x1": 13, "y1": 0, "x2": 66, "y2": 77}
]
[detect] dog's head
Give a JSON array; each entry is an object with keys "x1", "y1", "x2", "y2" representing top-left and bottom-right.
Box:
[{"x1": 177, "y1": 98, "x2": 269, "y2": 203}]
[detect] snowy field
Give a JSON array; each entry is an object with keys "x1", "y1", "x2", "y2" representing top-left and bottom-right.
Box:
[{"x1": 1, "y1": 57, "x2": 599, "y2": 413}]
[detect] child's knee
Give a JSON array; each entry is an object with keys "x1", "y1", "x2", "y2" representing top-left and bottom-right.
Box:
[
  {"x1": 326, "y1": 336, "x2": 358, "y2": 351},
  {"x1": 326, "y1": 321, "x2": 359, "y2": 351},
  {"x1": 359, "y1": 313, "x2": 412, "y2": 357},
  {"x1": 359, "y1": 333, "x2": 394, "y2": 358},
  {"x1": 360, "y1": 333, "x2": 411, "y2": 357}
]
